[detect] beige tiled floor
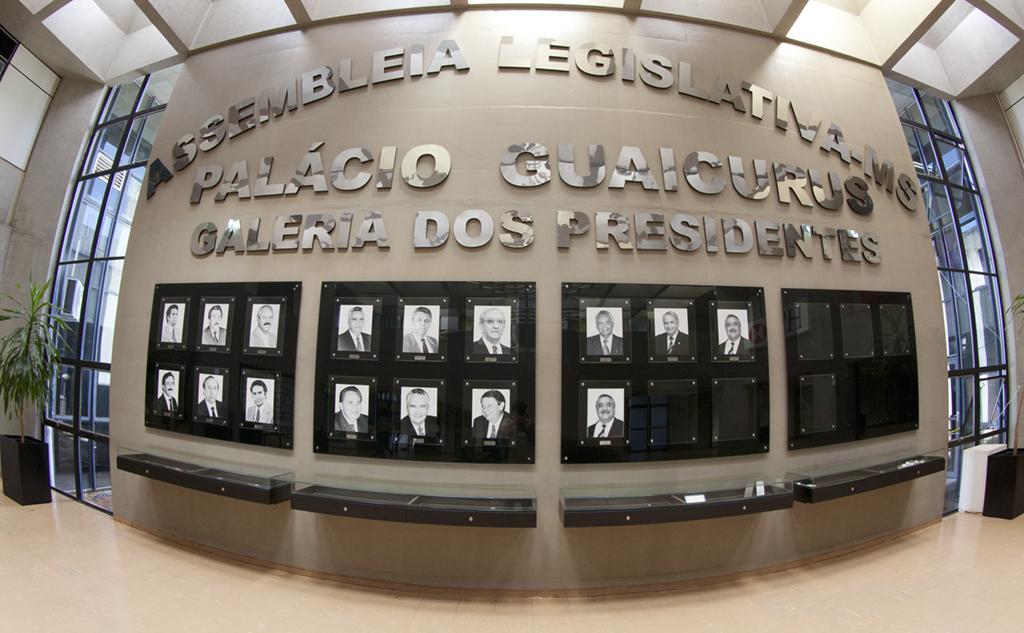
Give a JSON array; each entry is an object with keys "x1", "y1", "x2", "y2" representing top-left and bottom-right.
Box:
[{"x1": 1, "y1": 493, "x2": 1022, "y2": 633}]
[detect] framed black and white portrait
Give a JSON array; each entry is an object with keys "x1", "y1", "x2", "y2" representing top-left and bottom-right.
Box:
[
  {"x1": 328, "y1": 376, "x2": 376, "y2": 440},
  {"x1": 711, "y1": 301, "x2": 755, "y2": 362},
  {"x1": 332, "y1": 298, "x2": 381, "y2": 360},
  {"x1": 193, "y1": 367, "x2": 229, "y2": 425},
  {"x1": 578, "y1": 297, "x2": 631, "y2": 363},
  {"x1": 394, "y1": 378, "x2": 444, "y2": 444},
  {"x1": 647, "y1": 300, "x2": 695, "y2": 362},
  {"x1": 578, "y1": 381, "x2": 630, "y2": 444},
  {"x1": 196, "y1": 297, "x2": 234, "y2": 353},
  {"x1": 240, "y1": 369, "x2": 279, "y2": 429},
  {"x1": 465, "y1": 298, "x2": 518, "y2": 363},
  {"x1": 395, "y1": 298, "x2": 447, "y2": 362},
  {"x1": 155, "y1": 298, "x2": 188, "y2": 350},
  {"x1": 243, "y1": 297, "x2": 285, "y2": 356},
  {"x1": 462, "y1": 380, "x2": 517, "y2": 445},
  {"x1": 151, "y1": 363, "x2": 184, "y2": 420}
]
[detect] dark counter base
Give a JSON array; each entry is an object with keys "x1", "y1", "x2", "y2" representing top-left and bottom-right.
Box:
[
  {"x1": 290, "y1": 485, "x2": 536, "y2": 527},
  {"x1": 117, "y1": 453, "x2": 291, "y2": 505},
  {"x1": 561, "y1": 484, "x2": 793, "y2": 527},
  {"x1": 792, "y1": 455, "x2": 945, "y2": 504}
]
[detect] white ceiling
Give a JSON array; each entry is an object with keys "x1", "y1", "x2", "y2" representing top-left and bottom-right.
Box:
[{"x1": 4, "y1": 0, "x2": 1023, "y2": 98}]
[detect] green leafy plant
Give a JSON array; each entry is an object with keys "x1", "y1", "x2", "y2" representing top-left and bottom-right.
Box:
[{"x1": 0, "y1": 281, "x2": 69, "y2": 443}]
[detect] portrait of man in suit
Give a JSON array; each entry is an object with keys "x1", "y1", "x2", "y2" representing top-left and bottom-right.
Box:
[
  {"x1": 245, "y1": 379, "x2": 273, "y2": 424},
  {"x1": 471, "y1": 389, "x2": 515, "y2": 440},
  {"x1": 472, "y1": 306, "x2": 512, "y2": 356},
  {"x1": 248, "y1": 304, "x2": 278, "y2": 350},
  {"x1": 160, "y1": 303, "x2": 183, "y2": 344},
  {"x1": 197, "y1": 374, "x2": 225, "y2": 419},
  {"x1": 653, "y1": 309, "x2": 690, "y2": 357},
  {"x1": 337, "y1": 306, "x2": 372, "y2": 353},
  {"x1": 717, "y1": 312, "x2": 754, "y2": 357},
  {"x1": 587, "y1": 392, "x2": 624, "y2": 439},
  {"x1": 333, "y1": 385, "x2": 370, "y2": 433},
  {"x1": 201, "y1": 304, "x2": 229, "y2": 346},
  {"x1": 154, "y1": 370, "x2": 178, "y2": 416},
  {"x1": 399, "y1": 387, "x2": 440, "y2": 438},
  {"x1": 401, "y1": 306, "x2": 439, "y2": 354},
  {"x1": 585, "y1": 308, "x2": 624, "y2": 356}
]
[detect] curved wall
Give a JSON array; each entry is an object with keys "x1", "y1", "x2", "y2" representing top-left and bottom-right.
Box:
[{"x1": 110, "y1": 9, "x2": 948, "y2": 590}]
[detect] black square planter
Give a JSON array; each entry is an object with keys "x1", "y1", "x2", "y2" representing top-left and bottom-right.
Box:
[
  {"x1": 1, "y1": 435, "x2": 52, "y2": 506},
  {"x1": 983, "y1": 449, "x2": 1024, "y2": 520}
]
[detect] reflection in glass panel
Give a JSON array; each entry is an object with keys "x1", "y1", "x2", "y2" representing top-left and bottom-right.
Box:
[
  {"x1": 118, "y1": 111, "x2": 163, "y2": 166},
  {"x1": 47, "y1": 426, "x2": 76, "y2": 496},
  {"x1": 798, "y1": 373, "x2": 836, "y2": 435},
  {"x1": 59, "y1": 176, "x2": 107, "y2": 263},
  {"x1": 648, "y1": 380, "x2": 698, "y2": 446},
  {"x1": 938, "y1": 272, "x2": 974, "y2": 371},
  {"x1": 80, "y1": 259, "x2": 123, "y2": 364},
  {"x1": 936, "y1": 139, "x2": 974, "y2": 190},
  {"x1": 79, "y1": 368, "x2": 111, "y2": 436},
  {"x1": 945, "y1": 444, "x2": 963, "y2": 514},
  {"x1": 794, "y1": 303, "x2": 833, "y2": 360},
  {"x1": 922, "y1": 180, "x2": 952, "y2": 226},
  {"x1": 51, "y1": 262, "x2": 88, "y2": 358},
  {"x1": 137, "y1": 65, "x2": 181, "y2": 110},
  {"x1": 903, "y1": 125, "x2": 939, "y2": 177},
  {"x1": 981, "y1": 432, "x2": 1007, "y2": 445},
  {"x1": 948, "y1": 375, "x2": 975, "y2": 440},
  {"x1": 886, "y1": 79, "x2": 926, "y2": 125},
  {"x1": 840, "y1": 303, "x2": 874, "y2": 359},
  {"x1": 920, "y1": 92, "x2": 958, "y2": 137},
  {"x1": 951, "y1": 188, "x2": 995, "y2": 274},
  {"x1": 94, "y1": 167, "x2": 142, "y2": 258},
  {"x1": 83, "y1": 121, "x2": 127, "y2": 175},
  {"x1": 100, "y1": 79, "x2": 143, "y2": 122},
  {"x1": 935, "y1": 219, "x2": 963, "y2": 270},
  {"x1": 970, "y1": 273, "x2": 1004, "y2": 368},
  {"x1": 880, "y1": 304, "x2": 910, "y2": 356},
  {"x1": 47, "y1": 364, "x2": 75, "y2": 426},
  {"x1": 711, "y1": 378, "x2": 758, "y2": 443},
  {"x1": 978, "y1": 374, "x2": 1007, "y2": 435},
  {"x1": 79, "y1": 437, "x2": 112, "y2": 512}
]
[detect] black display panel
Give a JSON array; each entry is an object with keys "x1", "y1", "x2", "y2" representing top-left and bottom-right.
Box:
[
  {"x1": 314, "y1": 282, "x2": 536, "y2": 464},
  {"x1": 561, "y1": 283, "x2": 769, "y2": 463},
  {"x1": 145, "y1": 282, "x2": 301, "y2": 449},
  {"x1": 783, "y1": 289, "x2": 918, "y2": 449}
]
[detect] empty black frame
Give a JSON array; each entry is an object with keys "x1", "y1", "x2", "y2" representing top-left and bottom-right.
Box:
[
  {"x1": 314, "y1": 281, "x2": 536, "y2": 464},
  {"x1": 145, "y1": 282, "x2": 301, "y2": 449},
  {"x1": 561, "y1": 282, "x2": 770, "y2": 463},
  {"x1": 782, "y1": 288, "x2": 918, "y2": 450}
]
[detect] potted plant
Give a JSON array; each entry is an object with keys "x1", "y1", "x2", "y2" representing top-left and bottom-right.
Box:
[
  {"x1": 0, "y1": 281, "x2": 69, "y2": 505},
  {"x1": 983, "y1": 292, "x2": 1024, "y2": 519}
]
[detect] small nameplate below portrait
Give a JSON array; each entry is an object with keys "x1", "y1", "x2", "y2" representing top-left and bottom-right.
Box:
[
  {"x1": 484, "y1": 440, "x2": 496, "y2": 446},
  {"x1": 667, "y1": 356, "x2": 678, "y2": 362},
  {"x1": 599, "y1": 357, "x2": 612, "y2": 363},
  {"x1": 414, "y1": 355, "x2": 427, "y2": 361},
  {"x1": 484, "y1": 356, "x2": 498, "y2": 363},
  {"x1": 412, "y1": 437, "x2": 424, "y2": 444},
  {"x1": 599, "y1": 440, "x2": 611, "y2": 446},
  {"x1": 348, "y1": 354, "x2": 360, "y2": 360},
  {"x1": 684, "y1": 494, "x2": 707, "y2": 504},
  {"x1": 345, "y1": 433, "x2": 358, "y2": 440}
]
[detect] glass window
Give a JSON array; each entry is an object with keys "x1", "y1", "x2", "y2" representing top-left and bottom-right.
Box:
[
  {"x1": 938, "y1": 272, "x2": 974, "y2": 371},
  {"x1": 978, "y1": 373, "x2": 1007, "y2": 435},
  {"x1": 948, "y1": 375, "x2": 975, "y2": 440},
  {"x1": 79, "y1": 369, "x2": 111, "y2": 436},
  {"x1": 51, "y1": 262, "x2": 88, "y2": 358},
  {"x1": 118, "y1": 111, "x2": 163, "y2": 166},
  {"x1": 80, "y1": 259, "x2": 123, "y2": 364},
  {"x1": 886, "y1": 79, "x2": 926, "y2": 125},
  {"x1": 95, "y1": 167, "x2": 143, "y2": 259},
  {"x1": 47, "y1": 364, "x2": 76, "y2": 427},
  {"x1": 100, "y1": 79, "x2": 143, "y2": 122},
  {"x1": 83, "y1": 121, "x2": 127, "y2": 175},
  {"x1": 137, "y1": 65, "x2": 181, "y2": 110},
  {"x1": 922, "y1": 180, "x2": 952, "y2": 226},
  {"x1": 970, "y1": 273, "x2": 1004, "y2": 368},
  {"x1": 47, "y1": 427, "x2": 77, "y2": 496},
  {"x1": 79, "y1": 437, "x2": 112, "y2": 512},
  {"x1": 935, "y1": 139, "x2": 975, "y2": 190},
  {"x1": 59, "y1": 176, "x2": 107, "y2": 263},
  {"x1": 920, "y1": 92, "x2": 959, "y2": 137},
  {"x1": 944, "y1": 444, "x2": 963, "y2": 514},
  {"x1": 903, "y1": 125, "x2": 940, "y2": 177}
]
